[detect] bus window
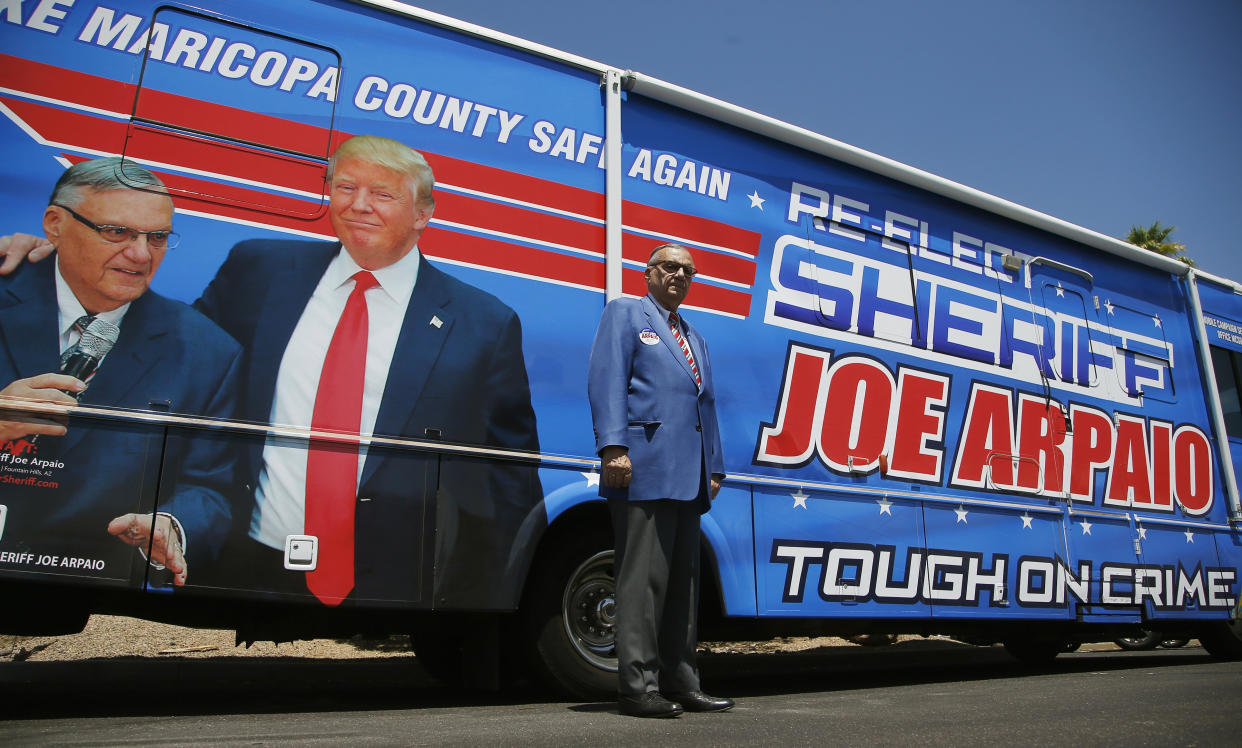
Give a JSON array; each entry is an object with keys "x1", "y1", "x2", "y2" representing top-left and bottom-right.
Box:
[{"x1": 1211, "y1": 345, "x2": 1242, "y2": 438}]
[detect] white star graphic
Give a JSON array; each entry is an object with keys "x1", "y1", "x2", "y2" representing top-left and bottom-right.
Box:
[
  {"x1": 747, "y1": 190, "x2": 766, "y2": 210},
  {"x1": 954, "y1": 506, "x2": 969, "y2": 524},
  {"x1": 1153, "y1": 316, "x2": 1162, "y2": 328},
  {"x1": 1079, "y1": 519, "x2": 1093, "y2": 535},
  {"x1": 1055, "y1": 283, "x2": 1065, "y2": 298},
  {"x1": 1184, "y1": 530, "x2": 1195, "y2": 543},
  {"x1": 1105, "y1": 300, "x2": 1116, "y2": 315},
  {"x1": 792, "y1": 489, "x2": 809, "y2": 509},
  {"x1": 877, "y1": 498, "x2": 893, "y2": 516},
  {"x1": 1020, "y1": 513, "x2": 1033, "y2": 529},
  {"x1": 582, "y1": 471, "x2": 600, "y2": 487},
  {"x1": 1137, "y1": 526, "x2": 1147, "y2": 540}
]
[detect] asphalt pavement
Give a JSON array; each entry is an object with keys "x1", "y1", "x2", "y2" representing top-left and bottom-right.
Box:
[{"x1": 1, "y1": 641, "x2": 1238, "y2": 746}]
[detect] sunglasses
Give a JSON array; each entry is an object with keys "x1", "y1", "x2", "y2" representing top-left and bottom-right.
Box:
[{"x1": 648, "y1": 260, "x2": 697, "y2": 278}]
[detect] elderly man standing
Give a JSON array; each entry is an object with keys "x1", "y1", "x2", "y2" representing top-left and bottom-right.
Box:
[
  {"x1": 0, "y1": 158, "x2": 242, "y2": 586},
  {"x1": 587, "y1": 243, "x2": 732, "y2": 718}
]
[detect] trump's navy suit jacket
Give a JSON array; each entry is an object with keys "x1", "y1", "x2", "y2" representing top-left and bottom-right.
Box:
[
  {"x1": 587, "y1": 294, "x2": 724, "y2": 511},
  {"x1": 194, "y1": 239, "x2": 541, "y2": 606},
  {"x1": 0, "y1": 259, "x2": 242, "y2": 582}
]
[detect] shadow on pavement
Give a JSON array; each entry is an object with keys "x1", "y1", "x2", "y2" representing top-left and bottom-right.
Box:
[{"x1": 0, "y1": 641, "x2": 1211, "y2": 719}]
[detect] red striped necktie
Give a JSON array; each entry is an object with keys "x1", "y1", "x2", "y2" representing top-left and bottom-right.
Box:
[
  {"x1": 305, "y1": 270, "x2": 377, "y2": 606},
  {"x1": 668, "y1": 312, "x2": 701, "y2": 387}
]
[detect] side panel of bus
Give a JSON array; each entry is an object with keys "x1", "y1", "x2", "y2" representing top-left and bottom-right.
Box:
[
  {"x1": 614, "y1": 91, "x2": 1237, "y2": 627},
  {"x1": 0, "y1": 0, "x2": 1236, "y2": 645}
]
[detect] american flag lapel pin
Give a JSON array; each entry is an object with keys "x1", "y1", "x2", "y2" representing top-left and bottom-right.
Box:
[{"x1": 430, "y1": 315, "x2": 443, "y2": 329}]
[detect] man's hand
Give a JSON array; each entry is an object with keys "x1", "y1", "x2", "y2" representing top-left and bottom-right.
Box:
[
  {"x1": 0, "y1": 374, "x2": 85, "y2": 442},
  {"x1": 710, "y1": 474, "x2": 723, "y2": 499},
  {"x1": 108, "y1": 513, "x2": 187, "y2": 586},
  {"x1": 0, "y1": 233, "x2": 54, "y2": 275},
  {"x1": 600, "y1": 445, "x2": 632, "y2": 488}
]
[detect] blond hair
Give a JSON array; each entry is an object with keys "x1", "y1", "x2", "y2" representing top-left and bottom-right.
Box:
[{"x1": 328, "y1": 135, "x2": 435, "y2": 206}]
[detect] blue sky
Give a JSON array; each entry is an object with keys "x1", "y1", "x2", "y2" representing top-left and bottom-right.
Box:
[{"x1": 408, "y1": 0, "x2": 1241, "y2": 280}]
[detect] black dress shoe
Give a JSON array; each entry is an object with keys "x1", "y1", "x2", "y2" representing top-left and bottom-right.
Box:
[
  {"x1": 618, "y1": 691, "x2": 683, "y2": 718},
  {"x1": 666, "y1": 691, "x2": 735, "y2": 712}
]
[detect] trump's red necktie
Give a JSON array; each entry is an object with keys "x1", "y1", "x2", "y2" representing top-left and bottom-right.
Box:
[{"x1": 305, "y1": 270, "x2": 377, "y2": 606}]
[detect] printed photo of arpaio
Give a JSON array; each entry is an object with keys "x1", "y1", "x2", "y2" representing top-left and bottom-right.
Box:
[
  {"x1": 0, "y1": 136, "x2": 543, "y2": 610},
  {"x1": 0, "y1": 157, "x2": 242, "y2": 588}
]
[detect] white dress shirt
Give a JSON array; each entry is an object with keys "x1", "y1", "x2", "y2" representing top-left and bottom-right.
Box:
[{"x1": 250, "y1": 246, "x2": 420, "y2": 550}]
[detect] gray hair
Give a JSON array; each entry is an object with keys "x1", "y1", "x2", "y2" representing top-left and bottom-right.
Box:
[{"x1": 48, "y1": 157, "x2": 168, "y2": 208}]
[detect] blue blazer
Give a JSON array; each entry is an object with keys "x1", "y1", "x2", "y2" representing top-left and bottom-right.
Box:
[
  {"x1": 587, "y1": 294, "x2": 724, "y2": 510},
  {"x1": 0, "y1": 259, "x2": 242, "y2": 582},
  {"x1": 194, "y1": 239, "x2": 541, "y2": 606}
]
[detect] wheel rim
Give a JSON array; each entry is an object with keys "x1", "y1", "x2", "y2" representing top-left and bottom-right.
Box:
[{"x1": 561, "y1": 550, "x2": 618, "y2": 672}]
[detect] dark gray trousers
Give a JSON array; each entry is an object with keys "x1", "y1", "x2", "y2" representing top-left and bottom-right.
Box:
[{"x1": 608, "y1": 497, "x2": 702, "y2": 696}]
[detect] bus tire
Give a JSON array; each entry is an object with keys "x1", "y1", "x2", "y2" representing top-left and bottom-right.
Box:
[
  {"x1": 521, "y1": 526, "x2": 617, "y2": 700},
  {"x1": 1199, "y1": 619, "x2": 1242, "y2": 660},
  {"x1": 1003, "y1": 638, "x2": 1064, "y2": 665}
]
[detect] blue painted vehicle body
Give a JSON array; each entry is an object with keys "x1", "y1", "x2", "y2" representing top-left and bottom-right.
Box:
[{"x1": 1, "y1": 0, "x2": 1239, "y2": 693}]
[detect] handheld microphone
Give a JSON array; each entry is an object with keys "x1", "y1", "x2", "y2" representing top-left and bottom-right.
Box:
[
  {"x1": 26, "y1": 318, "x2": 120, "y2": 444},
  {"x1": 61, "y1": 317, "x2": 120, "y2": 397}
]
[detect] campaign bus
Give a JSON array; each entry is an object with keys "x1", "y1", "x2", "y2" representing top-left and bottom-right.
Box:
[{"x1": 1, "y1": 0, "x2": 1239, "y2": 698}]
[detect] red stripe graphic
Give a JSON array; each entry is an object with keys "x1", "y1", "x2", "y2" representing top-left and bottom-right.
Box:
[
  {"x1": 2, "y1": 98, "x2": 326, "y2": 210},
  {"x1": 623, "y1": 199, "x2": 758, "y2": 259},
  {"x1": 622, "y1": 233, "x2": 756, "y2": 288},
  {"x1": 0, "y1": 53, "x2": 332, "y2": 157},
  {"x1": 423, "y1": 152, "x2": 606, "y2": 221},
  {"x1": 622, "y1": 268, "x2": 751, "y2": 317},
  {"x1": 436, "y1": 190, "x2": 605, "y2": 256},
  {"x1": 424, "y1": 232, "x2": 607, "y2": 290},
  {"x1": 5, "y1": 54, "x2": 760, "y2": 314}
]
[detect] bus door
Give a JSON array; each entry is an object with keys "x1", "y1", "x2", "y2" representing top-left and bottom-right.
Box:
[
  {"x1": 1094, "y1": 290, "x2": 1222, "y2": 622},
  {"x1": 1131, "y1": 515, "x2": 1228, "y2": 623},
  {"x1": 1060, "y1": 505, "x2": 1142, "y2": 619},
  {"x1": 922, "y1": 497, "x2": 1069, "y2": 621},
  {"x1": 1019, "y1": 258, "x2": 1136, "y2": 618},
  {"x1": 920, "y1": 241, "x2": 1072, "y2": 621}
]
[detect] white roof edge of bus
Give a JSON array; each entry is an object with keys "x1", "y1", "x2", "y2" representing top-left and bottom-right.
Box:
[
  {"x1": 1192, "y1": 266, "x2": 1242, "y2": 294},
  {"x1": 361, "y1": 1, "x2": 1191, "y2": 279}
]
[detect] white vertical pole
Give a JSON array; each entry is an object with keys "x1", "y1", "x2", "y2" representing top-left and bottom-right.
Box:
[
  {"x1": 603, "y1": 69, "x2": 623, "y2": 301},
  {"x1": 1186, "y1": 270, "x2": 1242, "y2": 523}
]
